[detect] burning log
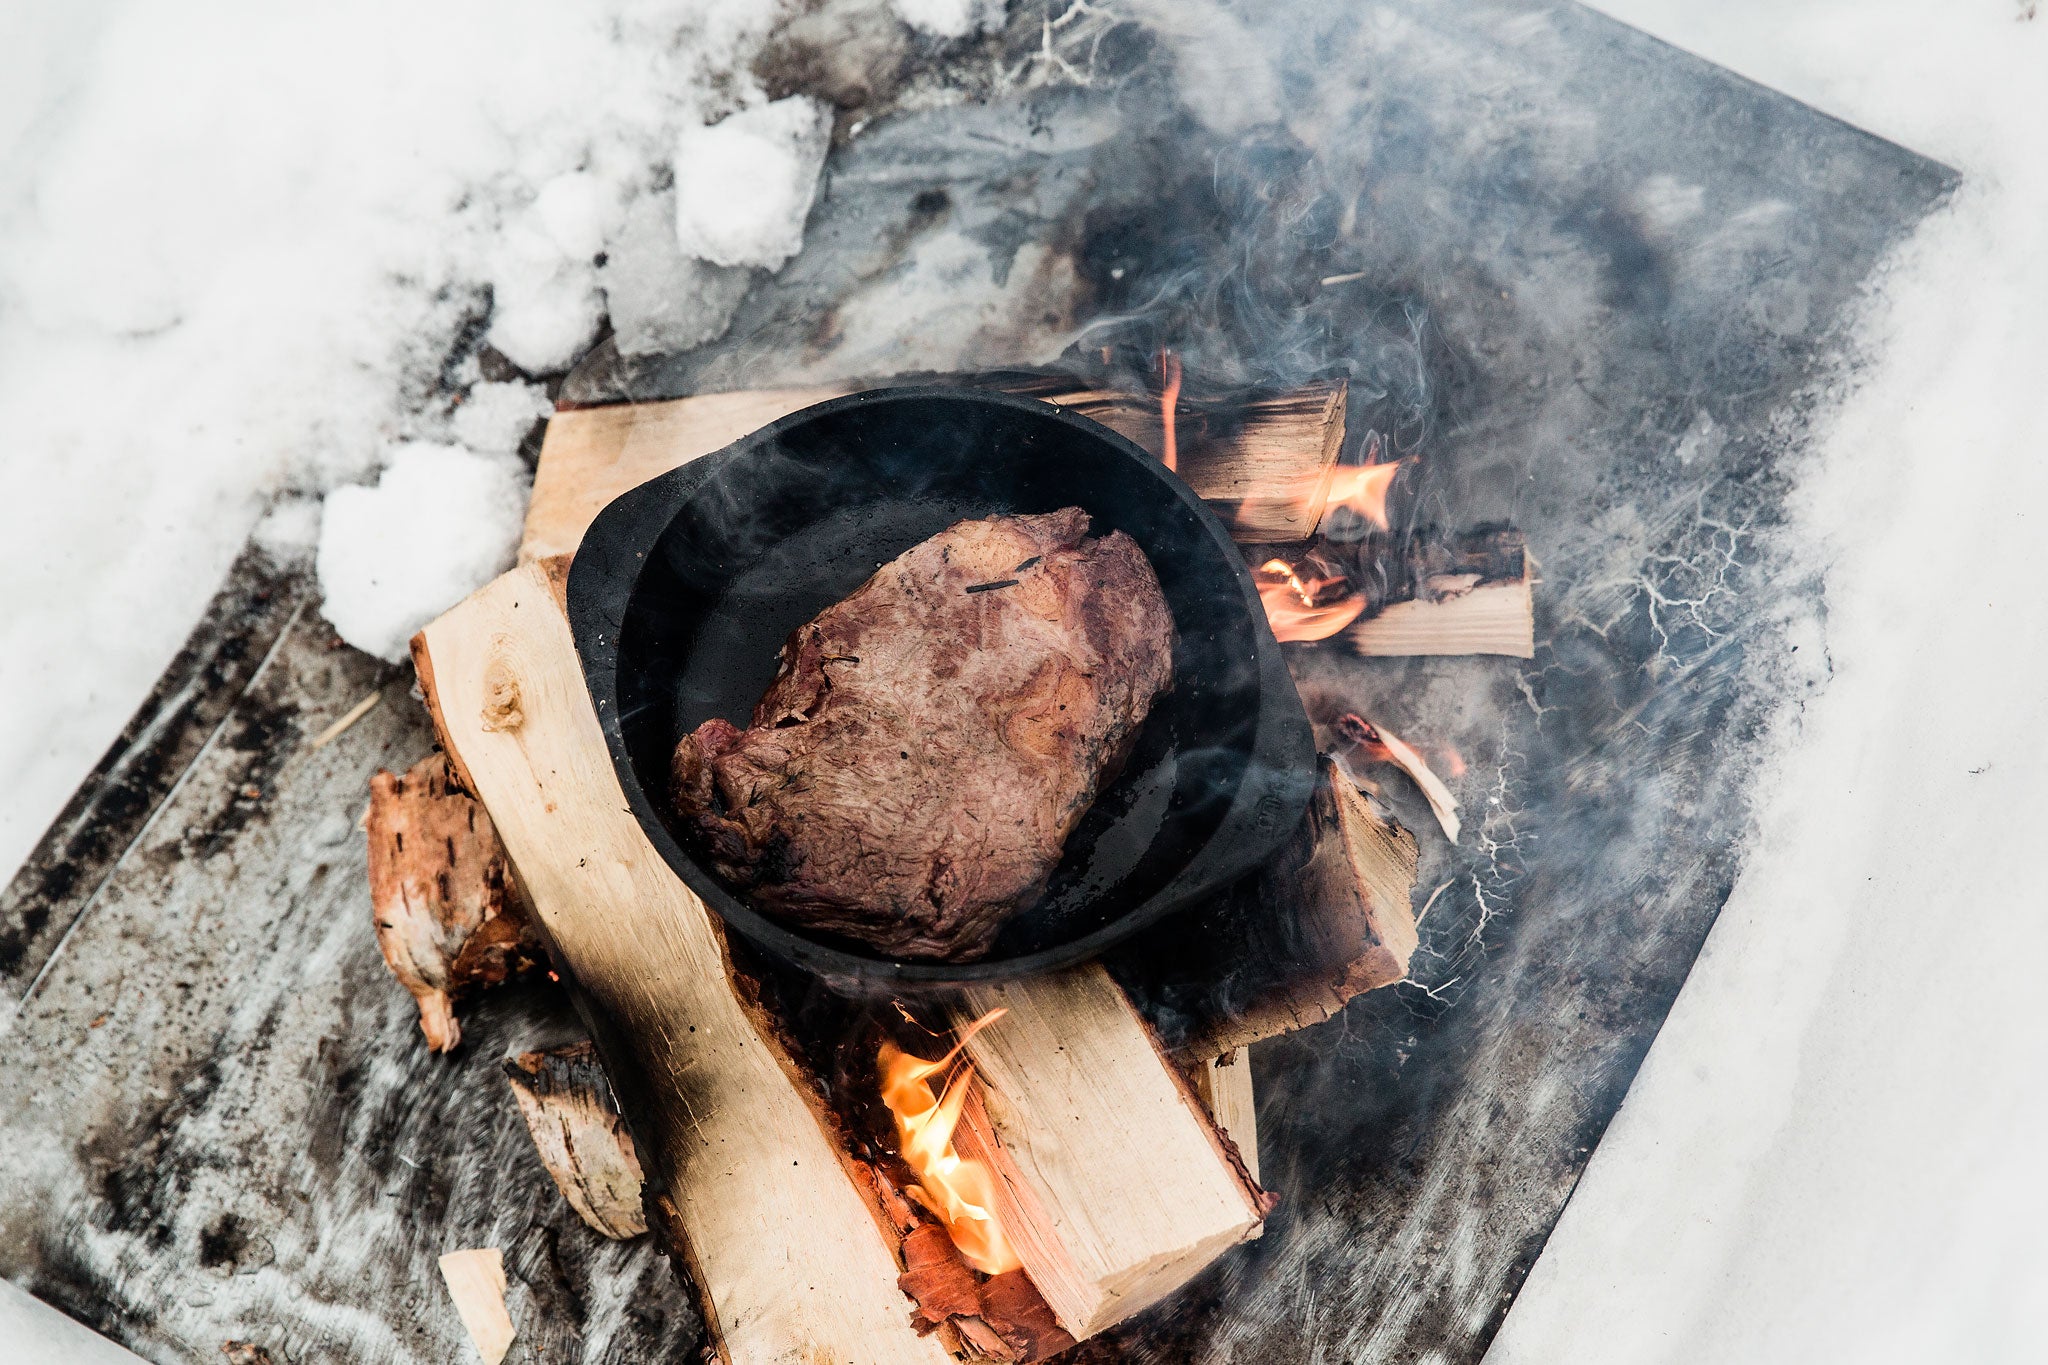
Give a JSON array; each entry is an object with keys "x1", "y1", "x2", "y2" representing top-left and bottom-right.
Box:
[
  {"x1": 945, "y1": 969, "x2": 1270, "y2": 1338},
  {"x1": 519, "y1": 375, "x2": 1347, "y2": 561},
  {"x1": 412, "y1": 560, "x2": 1267, "y2": 1365},
  {"x1": 1251, "y1": 525, "x2": 1534, "y2": 656},
  {"x1": 366, "y1": 751, "x2": 544, "y2": 1052},
  {"x1": 1119, "y1": 756, "x2": 1420, "y2": 1063},
  {"x1": 994, "y1": 374, "x2": 1348, "y2": 542},
  {"x1": 503, "y1": 1042, "x2": 648, "y2": 1240}
]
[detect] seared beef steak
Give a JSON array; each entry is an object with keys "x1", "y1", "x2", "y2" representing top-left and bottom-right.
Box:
[{"x1": 670, "y1": 508, "x2": 1174, "y2": 960}]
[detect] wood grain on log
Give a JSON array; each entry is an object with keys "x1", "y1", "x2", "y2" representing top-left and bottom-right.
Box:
[
  {"x1": 1119, "y1": 756, "x2": 1419, "y2": 1064},
  {"x1": 503, "y1": 1042, "x2": 649, "y2": 1240},
  {"x1": 947, "y1": 969, "x2": 1268, "y2": 1338},
  {"x1": 414, "y1": 562, "x2": 952, "y2": 1365},
  {"x1": 1349, "y1": 575, "x2": 1533, "y2": 658},
  {"x1": 520, "y1": 376, "x2": 1346, "y2": 562},
  {"x1": 366, "y1": 752, "x2": 542, "y2": 1052}
]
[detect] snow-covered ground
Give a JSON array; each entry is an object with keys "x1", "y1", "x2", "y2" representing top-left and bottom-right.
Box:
[
  {"x1": 1490, "y1": 2, "x2": 2048, "y2": 1360},
  {"x1": 2, "y1": 0, "x2": 2043, "y2": 1360}
]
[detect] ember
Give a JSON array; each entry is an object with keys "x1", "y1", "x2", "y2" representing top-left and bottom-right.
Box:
[
  {"x1": 1255, "y1": 557, "x2": 1366, "y2": 643},
  {"x1": 879, "y1": 1009, "x2": 1021, "y2": 1276}
]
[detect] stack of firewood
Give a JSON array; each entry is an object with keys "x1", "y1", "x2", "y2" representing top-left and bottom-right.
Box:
[{"x1": 368, "y1": 370, "x2": 1534, "y2": 1365}]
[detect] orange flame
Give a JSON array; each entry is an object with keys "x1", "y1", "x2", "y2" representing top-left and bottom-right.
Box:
[
  {"x1": 878, "y1": 1009, "x2": 1020, "y2": 1275},
  {"x1": 1318, "y1": 461, "x2": 1402, "y2": 530},
  {"x1": 1256, "y1": 557, "x2": 1366, "y2": 643},
  {"x1": 1158, "y1": 348, "x2": 1183, "y2": 474}
]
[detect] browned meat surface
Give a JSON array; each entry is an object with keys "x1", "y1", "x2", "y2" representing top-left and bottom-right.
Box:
[{"x1": 670, "y1": 508, "x2": 1174, "y2": 960}]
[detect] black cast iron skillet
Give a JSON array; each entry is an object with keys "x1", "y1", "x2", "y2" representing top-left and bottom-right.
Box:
[{"x1": 566, "y1": 386, "x2": 1315, "y2": 995}]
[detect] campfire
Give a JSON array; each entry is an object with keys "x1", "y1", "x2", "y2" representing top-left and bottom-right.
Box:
[
  {"x1": 367, "y1": 352, "x2": 1537, "y2": 1365},
  {"x1": 879, "y1": 1011, "x2": 1019, "y2": 1277}
]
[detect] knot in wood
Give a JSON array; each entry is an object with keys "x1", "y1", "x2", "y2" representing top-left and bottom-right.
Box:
[{"x1": 480, "y1": 652, "x2": 525, "y2": 733}]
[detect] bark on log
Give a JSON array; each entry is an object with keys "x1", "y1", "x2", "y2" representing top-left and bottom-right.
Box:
[
  {"x1": 366, "y1": 752, "x2": 543, "y2": 1052},
  {"x1": 520, "y1": 375, "x2": 1346, "y2": 561},
  {"x1": 1116, "y1": 755, "x2": 1420, "y2": 1063},
  {"x1": 412, "y1": 561, "x2": 1263, "y2": 1365},
  {"x1": 503, "y1": 1042, "x2": 649, "y2": 1240}
]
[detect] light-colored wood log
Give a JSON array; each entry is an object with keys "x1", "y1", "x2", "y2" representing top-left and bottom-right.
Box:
[
  {"x1": 503, "y1": 1042, "x2": 649, "y2": 1240},
  {"x1": 1017, "y1": 381, "x2": 1346, "y2": 542},
  {"x1": 1191, "y1": 1049, "x2": 1259, "y2": 1185},
  {"x1": 948, "y1": 968, "x2": 1267, "y2": 1338},
  {"x1": 519, "y1": 378, "x2": 1346, "y2": 562},
  {"x1": 414, "y1": 561, "x2": 951, "y2": 1365},
  {"x1": 1349, "y1": 572, "x2": 1534, "y2": 658},
  {"x1": 521, "y1": 386, "x2": 848, "y2": 562},
  {"x1": 438, "y1": 1247, "x2": 515, "y2": 1365}
]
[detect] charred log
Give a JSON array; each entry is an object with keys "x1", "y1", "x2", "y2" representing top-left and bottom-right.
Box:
[
  {"x1": 1249, "y1": 525, "x2": 1533, "y2": 657},
  {"x1": 1115, "y1": 755, "x2": 1420, "y2": 1062}
]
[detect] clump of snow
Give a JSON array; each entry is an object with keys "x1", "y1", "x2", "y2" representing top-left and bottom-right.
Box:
[
  {"x1": 316, "y1": 443, "x2": 531, "y2": 663},
  {"x1": 671, "y1": 97, "x2": 833, "y2": 270},
  {"x1": 0, "y1": 0, "x2": 791, "y2": 878},
  {"x1": 602, "y1": 191, "x2": 756, "y2": 356},
  {"x1": 251, "y1": 495, "x2": 323, "y2": 564},
  {"x1": 892, "y1": 0, "x2": 1007, "y2": 39},
  {"x1": 532, "y1": 170, "x2": 615, "y2": 263},
  {"x1": 485, "y1": 230, "x2": 606, "y2": 375},
  {"x1": 451, "y1": 380, "x2": 553, "y2": 455}
]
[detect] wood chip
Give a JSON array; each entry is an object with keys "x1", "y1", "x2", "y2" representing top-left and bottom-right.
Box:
[
  {"x1": 306, "y1": 691, "x2": 381, "y2": 749},
  {"x1": 1337, "y1": 715, "x2": 1461, "y2": 842},
  {"x1": 438, "y1": 1247, "x2": 514, "y2": 1365}
]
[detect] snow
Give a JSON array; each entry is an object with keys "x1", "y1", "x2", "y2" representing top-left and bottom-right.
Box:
[
  {"x1": 0, "y1": 0, "x2": 792, "y2": 879},
  {"x1": 891, "y1": 0, "x2": 1005, "y2": 38},
  {"x1": 314, "y1": 442, "x2": 531, "y2": 664},
  {"x1": 450, "y1": 380, "x2": 554, "y2": 456},
  {"x1": 601, "y1": 190, "x2": 756, "y2": 357},
  {"x1": 1487, "y1": 3, "x2": 2048, "y2": 1362},
  {"x1": 670, "y1": 97, "x2": 833, "y2": 270}
]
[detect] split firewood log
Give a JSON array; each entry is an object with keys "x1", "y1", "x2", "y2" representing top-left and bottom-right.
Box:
[
  {"x1": 503, "y1": 1042, "x2": 649, "y2": 1239},
  {"x1": 366, "y1": 751, "x2": 545, "y2": 1051},
  {"x1": 1115, "y1": 754, "x2": 1420, "y2": 1063}
]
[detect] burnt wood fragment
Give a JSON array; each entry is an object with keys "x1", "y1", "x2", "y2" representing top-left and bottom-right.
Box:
[
  {"x1": 366, "y1": 751, "x2": 544, "y2": 1051},
  {"x1": 503, "y1": 1041, "x2": 649, "y2": 1240}
]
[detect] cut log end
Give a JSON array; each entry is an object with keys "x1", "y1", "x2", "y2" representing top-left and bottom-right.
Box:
[{"x1": 365, "y1": 752, "x2": 545, "y2": 1052}]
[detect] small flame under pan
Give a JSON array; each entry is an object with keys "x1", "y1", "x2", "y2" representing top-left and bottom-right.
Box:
[{"x1": 566, "y1": 387, "x2": 1316, "y2": 994}]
